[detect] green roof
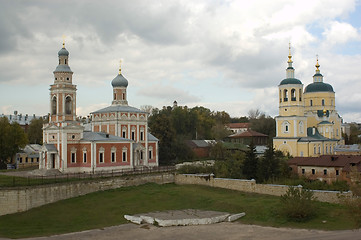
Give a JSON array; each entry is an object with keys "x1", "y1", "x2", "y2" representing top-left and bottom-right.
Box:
[
  {"x1": 279, "y1": 78, "x2": 302, "y2": 85},
  {"x1": 304, "y1": 82, "x2": 334, "y2": 93}
]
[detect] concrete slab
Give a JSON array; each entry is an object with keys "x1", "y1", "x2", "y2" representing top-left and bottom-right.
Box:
[{"x1": 124, "y1": 209, "x2": 245, "y2": 227}]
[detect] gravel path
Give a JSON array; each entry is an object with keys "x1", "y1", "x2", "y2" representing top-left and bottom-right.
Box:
[{"x1": 1, "y1": 222, "x2": 360, "y2": 240}]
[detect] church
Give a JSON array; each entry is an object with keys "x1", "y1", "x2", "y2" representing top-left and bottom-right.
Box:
[
  {"x1": 39, "y1": 42, "x2": 159, "y2": 172},
  {"x1": 273, "y1": 46, "x2": 344, "y2": 157}
]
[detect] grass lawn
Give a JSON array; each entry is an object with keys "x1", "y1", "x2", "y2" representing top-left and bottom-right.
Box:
[{"x1": 0, "y1": 183, "x2": 355, "y2": 238}]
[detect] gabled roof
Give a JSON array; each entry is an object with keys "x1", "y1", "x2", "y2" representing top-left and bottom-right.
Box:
[
  {"x1": 288, "y1": 155, "x2": 361, "y2": 172},
  {"x1": 43, "y1": 144, "x2": 58, "y2": 152},
  {"x1": 228, "y1": 129, "x2": 268, "y2": 138},
  {"x1": 148, "y1": 133, "x2": 159, "y2": 141}
]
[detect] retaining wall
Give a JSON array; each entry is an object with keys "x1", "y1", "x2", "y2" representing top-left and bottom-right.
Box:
[
  {"x1": 175, "y1": 174, "x2": 352, "y2": 203},
  {"x1": 0, "y1": 173, "x2": 174, "y2": 216}
]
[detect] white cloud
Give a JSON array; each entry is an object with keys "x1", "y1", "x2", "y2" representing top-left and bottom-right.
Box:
[
  {"x1": 1, "y1": 0, "x2": 361, "y2": 123},
  {"x1": 322, "y1": 21, "x2": 361, "y2": 45}
]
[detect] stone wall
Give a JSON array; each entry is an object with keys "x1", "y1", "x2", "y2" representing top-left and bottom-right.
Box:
[
  {"x1": 0, "y1": 173, "x2": 174, "y2": 216},
  {"x1": 175, "y1": 174, "x2": 352, "y2": 203}
]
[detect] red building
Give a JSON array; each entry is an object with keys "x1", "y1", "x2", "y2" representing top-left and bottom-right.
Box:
[
  {"x1": 288, "y1": 155, "x2": 361, "y2": 184},
  {"x1": 40, "y1": 42, "x2": 158, "y2": 173}
]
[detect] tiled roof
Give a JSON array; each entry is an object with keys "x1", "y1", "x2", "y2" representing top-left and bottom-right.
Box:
[
  {"x1": 228, "y1": 129, "x2": 268, "y2": 138},
  {"x1": 288, "y1": 155, "x2": 361, "y2": 173}
]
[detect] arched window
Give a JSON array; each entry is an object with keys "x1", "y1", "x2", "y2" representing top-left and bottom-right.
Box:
[
  {"x1": 65, "y1": 59, "x2": 67, "y2": 64},
  {"x1": 52, "y1": 96, "x2": 57, "y2": 114},
  {"x1": 279, "y1": 90, "x2": 282, "y2": 103},
  {"x1": 284, "y1": 89, "x2": 288, "y2": 102},
  {"x1": 291, "y1": 89, "x2": 296, "y2": 101},
  {"x1": 114, "y1": 93, "x2": 116, "y2": 100},
  {"x1": 299, "y1": 89, "x2": 302, "y2": 101},
  {"x1": 310, "y1": 100, "x2": 313, "y2": 106},
  {"x1": 322, "y1": 99, "x2": 325, "y2": 106},
  {"x1": 65, "y1": 96, "x2": 72, "y2": 115}
]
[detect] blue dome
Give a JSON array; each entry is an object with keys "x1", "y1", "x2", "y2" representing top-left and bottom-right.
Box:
[
  {"x1": 111, "y1": 74, "x2": 128, "y2": 87},
  {"x1": 58, "y1": 47, "x2": 69, "y2": 56},
  {"x1": 304, "y1": 82, "x2": 334, "y2": 93},
  {"x1": 279, "y1": 78, "x2": 302, "y2": 85}
]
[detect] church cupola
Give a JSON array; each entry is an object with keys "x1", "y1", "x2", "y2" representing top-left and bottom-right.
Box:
[
  {"x1": 278, "y1": 44, "x2": 304, "y2": 117},
  {"x1": 304, "y1": 57, "x2": 334, "y2": 93},
  {"x1": 111, "y1": 61, "x2": 128, "y2": 106},
  {"x1": 313, "y1": 57, "x2": 323, "y2": 83},
  {"x1": 49, "y1": 40, "x2": 77, "y2": 123}
]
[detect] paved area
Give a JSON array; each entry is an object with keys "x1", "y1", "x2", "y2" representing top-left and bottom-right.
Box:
[{"x1": 2, "y1": 222, "x2": 360, "y2": 240}]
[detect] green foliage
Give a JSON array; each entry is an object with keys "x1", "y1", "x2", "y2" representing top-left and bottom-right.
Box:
[
  {"x1": 177, "y1": 164, "x2": 214, "y2": 174},
  {"x1": 0, "y1": 117, "x2": 28, "y2": 168},
  {"x1": 242, "y1": 141, "x2": 258, "y2": 179},
  {"x1": 27, "y1": 117, "x2": 44, "y2": 144},
  {"x1": 280, "y1": 186, "x2": 316, "y2": 221},
  {"x1": 343, "y1": 172, "x2": 361, "y2": 227},
  {"x1": 248, "y1": 110, "x2": 276, "y2": 139},
  {"x1": 148, "y1": 105, "x2": 232, "y2": 165}
]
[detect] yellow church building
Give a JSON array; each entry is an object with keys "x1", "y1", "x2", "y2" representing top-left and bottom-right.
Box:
[{"x1": 273, "y1": 47, "x2": 344, "y2": 157}]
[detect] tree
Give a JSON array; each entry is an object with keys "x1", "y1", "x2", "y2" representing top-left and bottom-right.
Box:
[
  {"x1": 0, "y1": 117, "x2": 28, "y2": 168},
  {"x1": 27, "y1": 117, "x2": 44, "y2": 144},
  {"x1": 280, "y1": 186, "x2": 316, "y2": 221},
  {"x1": 257, "y1": 144, "x2": 280, "y2": 183},
  {"x1": 242, "y1": 141, "x2": 258, "y2": 179}
]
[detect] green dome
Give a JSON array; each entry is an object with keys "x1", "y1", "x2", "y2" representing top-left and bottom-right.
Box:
[
  {"x1": 304, "y1": 82, "x2": 334, "y2": 93},
  {"x1": 279, "y1": 78, "x2": 302, "y2": 85}
]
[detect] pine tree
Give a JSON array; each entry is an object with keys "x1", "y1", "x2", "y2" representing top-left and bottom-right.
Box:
[{"x1": 242, "y1": 141, "x2": 258, "y2": 179}]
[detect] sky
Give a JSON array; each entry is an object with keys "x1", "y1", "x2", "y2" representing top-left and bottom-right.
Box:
[{"x1": 1, "y1": 0, "x2": 361, "y2": 123}]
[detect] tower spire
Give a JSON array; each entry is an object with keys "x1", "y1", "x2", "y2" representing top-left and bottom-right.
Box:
[
  {"x1": 313, "y1": 54, "x2": 323, "y2": 83},
  {"x1": 286, "y1": 43, "x2": 295, "y2": 79},
  {"x1": 119, "y1": 59, "x2": 122, "y2": 75},
  {"x1": 288, "y1": 42, "x2": 293, "y2": 63},
  {"x1": 62, "y1": 35, "x2": 66, "y2": 48},
  {"x1": 315, "y1": 54, "x2": 320, "y2": 71}
]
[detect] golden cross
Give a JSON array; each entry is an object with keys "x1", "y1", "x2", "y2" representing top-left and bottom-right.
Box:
[
  {"x1": 119, "y1": 59, "x2": 122, "y2": 74},
  {"x1": 62, "y1": 35, "x2": 66, "y2": 47}
]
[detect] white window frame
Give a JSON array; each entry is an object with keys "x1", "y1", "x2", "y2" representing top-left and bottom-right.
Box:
[
  {"x1": 99, "y1": 147, "x2": 105, "y2": 163},
  {"x1": 111, "y1": 146, "x2": 116, "y2": 163},
  {"x1": 71, "y1": 147, "x2": 77, "y2": 163},
  {"x1": 122, "y1": 147, "x2": 127, "y2": 162}
]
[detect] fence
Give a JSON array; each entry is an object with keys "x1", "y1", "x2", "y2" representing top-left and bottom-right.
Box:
[{"x1": 0, "y1": 166, "x2": 176, "y2": 188}]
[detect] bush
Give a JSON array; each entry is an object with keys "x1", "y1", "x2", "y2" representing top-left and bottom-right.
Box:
[{"x1": 280, "y1": 186, "x2": 316, "y2": 221}]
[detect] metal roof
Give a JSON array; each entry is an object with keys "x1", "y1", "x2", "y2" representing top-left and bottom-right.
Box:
[
  {"x1": 279, "y1": 78, "x2": 302, "y2": 85},
  {"x1": 91, "y1": 105, "x2": 146, "y2": 114},
  {"x1": 81, "y1": 131, "x2": 132, "y2": 142},
  {"x1": 54, "y1": 65, "x2": 73, "y2": 73}
]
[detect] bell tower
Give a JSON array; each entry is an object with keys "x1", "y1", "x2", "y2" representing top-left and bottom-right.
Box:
[{"x1": 50, "y1": 40, "x2": 77, "y2": 124}]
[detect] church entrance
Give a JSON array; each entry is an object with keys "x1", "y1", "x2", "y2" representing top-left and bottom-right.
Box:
[{"x1": 51, "y1": 154, "x2": 55, "y2": 169}]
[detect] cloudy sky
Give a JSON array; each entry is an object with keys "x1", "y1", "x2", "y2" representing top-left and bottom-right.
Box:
[{"x1": 1, "y1": 0, "x2": 361, "y2": 122}]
